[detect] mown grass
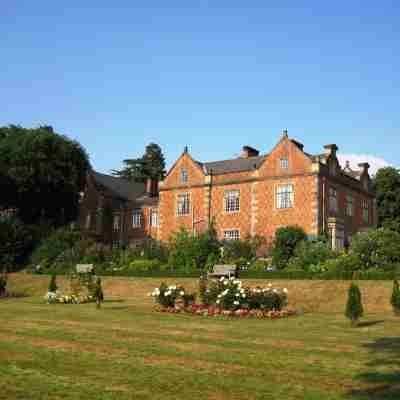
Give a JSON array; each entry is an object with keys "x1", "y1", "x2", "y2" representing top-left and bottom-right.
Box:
[{"x1": 1, "y1": 274, "x2": 400, "y2": 399}]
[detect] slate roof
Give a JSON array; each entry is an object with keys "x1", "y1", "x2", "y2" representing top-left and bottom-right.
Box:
[
  {"x1": 198, "y1": 155, "x2": 268, "y2": 175},
  {"x1": 91, "y1": 171, "x2": 147, "y2": 201}
]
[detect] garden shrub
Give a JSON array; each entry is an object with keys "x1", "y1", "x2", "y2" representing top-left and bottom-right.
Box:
[
  {"x1": 48, "y1": 274, "x2": 58, "y2": 292},
  {"x1": 391, "y1": 280, "x2": 400, "y2": 315},
  {"x1": 288, "y1": 240, "x2": 336, "y2": 271},
  {"x1": 93, "y1": 277, "x2": 104, "y2": 308},
  {"x1": 248, "y1": 260, "x2": 267, "y2": 272},
  {"x1": 127, "y1": 259, "x2": 161, "y2": 272},
  {"x1": 322, "y1": 253, "x2": 362, "y2": 273},
  {"x1": 345, "y1": 282, "x2": 364, "y2": 326},
  {"x1": 350, "y1": 228, "x2": 400, "y2": 270},
  {"x1": 0, "y1": 270, "x2": 7, "y2": 297},
  {"x1": 271, "y1": 226, "x2": 307, "y2": 269},
  {"x1": 150, "y1": 282, "x2": 195, "y2": 308}
]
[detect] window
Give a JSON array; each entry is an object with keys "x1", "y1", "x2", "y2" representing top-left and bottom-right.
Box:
[
  {"x1": 177, "y1": 193, "x2": 191, "y2": 216},
  {"x1": 150, "y1": 208, "x2": 159, "y2": 227},
  {"x1": 113, "y1": 214, "x2": 120, "y2": 231},
  {"x1": 224, "y1": 190, "x2": 240, "y2": 213},
  {"x1": 329, "y1": 187, "x2": 338, "y2": 213},
  {"x1": 345, "y1": 194, "x2": 353, "y2": 217},
  {"x1": 224, "y1": 229, "x2": 240, "y2": 241},
  {"x1": 180, "y1": 169, "x2": 188, "y2": 184},
  {"x1": 280, "y1": 157, "x2": 289, "y2": 169},
  {"x1": 85, "y1": 213, "x2": 91, "y2": 229},
  {"x1": 362, "y1": 199, "x2": 369, "y2": 223},
  {"x1": 276, "y1": 184, "x2": 294, "y2": 209},
  {"x1": 132, "y1": 208, "x2": 142, "y2": 228}
]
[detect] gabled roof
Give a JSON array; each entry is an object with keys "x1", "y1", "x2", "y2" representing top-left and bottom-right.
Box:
[
  {"x1": 198, "y1": 155, "x2": 268, "y2": 175},
  {"x1": 91, "y1": 171, "x2": 147, "y2": 201}
]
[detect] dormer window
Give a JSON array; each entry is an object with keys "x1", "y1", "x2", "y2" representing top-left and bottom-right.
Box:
[
  {"x1": 180, "y1": 169, "x2": 188, "y2": 184},
  {"x1": 280, "y1": 158, "x2": 289, "y2": 169}
]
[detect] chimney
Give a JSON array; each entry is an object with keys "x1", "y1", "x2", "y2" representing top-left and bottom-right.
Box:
[
  {"x1": 323, "y1": 144, "x2": 338, "y2": 158},
  {"x1": 358, "y1": 162, "x2": 370, "y2": 176},
  {"x1": 146, "y1": 178, "x2": 159, "y2": 197},
  {"x1": 241, "y1": 146, "x2": 259, "y2": 158}
]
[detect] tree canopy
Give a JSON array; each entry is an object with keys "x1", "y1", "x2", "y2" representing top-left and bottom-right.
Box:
[
  {"x1": 373, "y1": 167, "x2": 400, "y2": 232},
  {"x1": 0, "y1": 125, "x2": 90, "y2": 226},
  {"x1": 112, "y1": 143, "x2": 166, "y2": 182}
]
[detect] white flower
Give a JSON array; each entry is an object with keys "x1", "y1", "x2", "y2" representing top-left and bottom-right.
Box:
[
  {"x1": 234, "y1": 301, "x2": 239, "y2": 305},
  {"x1": 240, "y1": 289, "x2": 245, "y2": 294},
  {"x1": 180, "y1": 291, "x2": 184, "y2": 296},
  {"x1": 273, "y1": 289, "x2": 278, "y2": 293},
  {"x1": 283, "y1": 288, "x2": 288, "y2": 294},
  {"x1": 241, "y1": 294, "x2": 246, "y2": 298},
  {"x1": 220, "y1": 277, "x2": 225, "y2": 282},
  {"x1": 223, "y1": 281, "x2": 228, "y2": 285},
  {"x1": 235, "y1": 293, "x2": 240, "y2": 297},
  {"x1": 216, "y1": 300, "x2": 220, "y2": 304}
]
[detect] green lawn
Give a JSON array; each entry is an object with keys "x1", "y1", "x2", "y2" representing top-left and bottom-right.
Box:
[{"x1": 1, "y1": 275, "x2": 400, "y2": 399}]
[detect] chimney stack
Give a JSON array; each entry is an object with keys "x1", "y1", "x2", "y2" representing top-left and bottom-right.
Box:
[
  {"x1": 358, "y1": 162, "x2": 370, "y2": 175},
  {"x1": 323, "y1": 144, "x2": 338, "y2": 158},
  {"x1": 146, "y1": 178, "x2": 159, "y2": 197},
  {"x1": 241, "y1": 146, "x2": 259, "y2": 158}
]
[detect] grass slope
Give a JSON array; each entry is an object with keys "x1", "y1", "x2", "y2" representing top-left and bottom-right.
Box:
[{"x1": 1, "y1": 274, "x2": 400, "y2": 399}]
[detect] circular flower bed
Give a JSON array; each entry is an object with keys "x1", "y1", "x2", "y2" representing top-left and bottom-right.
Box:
[{"x1": 150, "y1": 277, "x2": 297, "y2": 319}]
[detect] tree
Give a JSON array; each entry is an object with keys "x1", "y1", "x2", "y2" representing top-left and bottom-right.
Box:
[
  {"x1": 373, "y1": 167, "x2": 400, "y2": 232},
  {"x1": 391, "y1": 280, "x2": 400, "y2": 315},
  {"x1": 0, "y1": 125, "x2": 90, "y2": 226},
  {"x1": 112, "y1": 143, "x2": 166, "y2": 182},
  {"x1": 48, "y1": 274, "x2": 58, "y2": 292},
  {"x1": 271, "y1": 226, "x2": 307, "y2": 269},
  {"x1": 345, "y1": 282, "x2": 364, "y2": 326}
]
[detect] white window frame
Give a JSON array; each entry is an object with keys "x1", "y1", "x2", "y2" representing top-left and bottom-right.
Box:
[
  {"x1": 362, "y1": 199, "x2": 369, "y2": 223},
  {"x1": 176, "y1": 193, "x2": 191, "y2": 216},
  {"x1": 180, "y1": 168, "x2": 188, "y2": 184},
  {"x1": 113, "y1": 214, "x2": 120, "y2": 231},
  {"x1": 276, "y1": 184, "x2": 294, "y2": 209},
  {"x1": 223, "y1": 229, "x2": 240, "y2": 241},
  {"x1": 329, "y1": 187, "x2": 338, "y2": 214},
  {"x1": 280, "y1": 157, "x2": 289, "y2": 169},
  {"x1": 224, "y1": 190, "x2": 240, "y2": 213},
  {"x1": 132, "y1": 208, "x2": 142, "y2": 228},
  {"x1": 150, "y1": 208, "x2": 159, "y2": 227},
  {"x1": 85, "y1": 213, "x2": 91, "y2": 229}
]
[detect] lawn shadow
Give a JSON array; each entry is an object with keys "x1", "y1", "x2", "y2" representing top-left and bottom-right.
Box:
[
  {"x1": 348, "y1": 337, "x2": 400, "y2": 399},
  {"x1": 103, "y1": 299, "x2": 125, "y2": 303},
  {"x1": 357, "y1": 320, "x2": 385, "y2": 328}
]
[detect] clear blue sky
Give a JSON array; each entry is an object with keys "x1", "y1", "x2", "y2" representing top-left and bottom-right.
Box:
[{"x1": 1, "y1": 1, "x2": 399, "y2": 174}]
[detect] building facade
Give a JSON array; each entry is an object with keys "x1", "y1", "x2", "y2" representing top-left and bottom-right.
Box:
[{"x1": 79, "y1": 132, "x2": 376, "y2": 250}]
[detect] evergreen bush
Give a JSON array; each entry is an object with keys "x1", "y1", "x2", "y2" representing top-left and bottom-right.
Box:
[
  {"x1": 345, "y1": 282, "x2": 364, "y2": 326},
  {"x1": 391, "y1": 279, "x2": 400, "y2": 315},
  {"x1": 48, "y1": 274, "x2": 58, "y2": 292},
  {"x1": 93, "y1": 277, "x2": 104, "y2": 309}
]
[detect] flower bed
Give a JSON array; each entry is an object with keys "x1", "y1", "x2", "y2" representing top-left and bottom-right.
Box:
[
  {"x1": 156, "y1": 304, "x2": 297, "y2": 319},
  {"x1": 44, "y1": 291, "x2": 93, "y2": 304},
  {"x1": 150, "y1": 277, "x2": 296, "y2": 319}
]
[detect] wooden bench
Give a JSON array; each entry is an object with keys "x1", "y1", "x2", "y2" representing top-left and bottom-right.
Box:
[
  {"x1": 207, "y1": 264, "x2": 237, "y2": 279},
  {"x1": 76, "y1": 264, "x2": 94, "y2": 274}
]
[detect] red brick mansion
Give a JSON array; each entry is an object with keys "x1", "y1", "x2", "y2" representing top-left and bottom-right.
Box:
[{"x1": 78, "y1": 131, "x2": 376, "y2": 251}]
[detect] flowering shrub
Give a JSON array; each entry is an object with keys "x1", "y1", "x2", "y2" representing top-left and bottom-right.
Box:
[
  {"x1": 44, "y1": 291, "x2": 93, "y2": 304},
  {"x1": 150, "y1": 282, "x2": 195, "y2": 308},
  {"x1": 212, "y1": 277, "x2": 288, "y2": 311}
]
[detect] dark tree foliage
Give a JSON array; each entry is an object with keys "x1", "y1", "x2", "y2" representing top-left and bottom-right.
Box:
[
  {"x1": 345, "y1": 282, "x2": 364, "y2": 326},
  {"x1": 0, "y1": 125, "x2": 90, "y2": 226},
  {"x1": 112, "y1": 143, "x2": 166, "y2": 182},
  {"x1": 373, "y1": 167, "x2": 400, "y2": 232},
  {"x1": 271, "y1": 226, "x2": 307, "y2": 269}
]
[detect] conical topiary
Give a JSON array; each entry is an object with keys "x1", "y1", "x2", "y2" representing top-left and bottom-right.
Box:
[
  {"x1": 93, "y1": 277, "x2": 104, "y2": 309},
  {"x1": 345, "y1": 282, "x2": 363, "y2": 326},
  {"x1": 48, "y1": 274, "x2": 58, "y2": 293},
  {"x1": 391, "y1": 280, "x2": 400, "y2": 315}
]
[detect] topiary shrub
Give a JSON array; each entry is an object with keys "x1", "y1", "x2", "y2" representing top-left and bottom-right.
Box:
[
  {"x1": 345, "y1": 282, "x2": 364, "y2": 326},
  {"x1": 271, "y1": 226, "x2": 307, "y2": 269},
  {"x1": 93, "y1": 277, "x2": 104, "y2": 309},
  {"x1": 48, "y1": 274, "x2": 58, "y2": 292},
  {"x1": 391, "y1": 280, "x2": 400, "y2": 315}
]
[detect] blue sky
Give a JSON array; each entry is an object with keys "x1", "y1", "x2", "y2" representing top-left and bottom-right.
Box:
[{"x1": 1, "y1": 1, "x2": 399, "y2": 174}]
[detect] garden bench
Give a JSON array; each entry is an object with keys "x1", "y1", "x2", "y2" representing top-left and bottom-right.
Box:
[
  {"x1": 76, "y1": 264, "x2": 94, "y2": 274},
  {"x1": 208, "y1": 264, "x2": 237, "y2": 279}
]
